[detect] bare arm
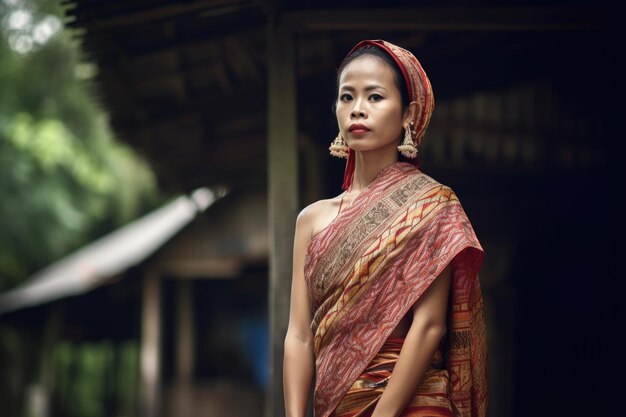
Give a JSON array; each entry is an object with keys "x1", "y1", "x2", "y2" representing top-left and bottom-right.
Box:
[
  {"x1": 283, "y1": 208, "x2": 316, "y2": 417},
  {"x1": 371, "y1": 263, "x2": 453, "y2": 417}
]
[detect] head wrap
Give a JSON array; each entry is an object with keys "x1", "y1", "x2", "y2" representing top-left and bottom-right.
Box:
[{"x1": 339, "y1": 39, "x2": 435, "y2": 190}]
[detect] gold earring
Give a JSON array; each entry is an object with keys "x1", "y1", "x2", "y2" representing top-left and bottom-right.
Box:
[
  {"x1": 329, "y1": 132, "x2": 349, "y2": 158},
  {"x1": 397, "y1": 122, "x2": 418, "y2": 158}
]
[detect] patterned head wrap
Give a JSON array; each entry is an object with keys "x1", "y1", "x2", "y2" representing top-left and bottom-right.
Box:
[{"x1": 339, "y1": 39, "x2": 435, "y2": 190}]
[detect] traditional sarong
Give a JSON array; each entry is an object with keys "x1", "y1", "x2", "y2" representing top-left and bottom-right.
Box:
[
  {"x1": 304, "y1": 161, "x2": 488, "y2": 417},
  {"x1": 333, "y1": 337, "x2": 453, "y2": 417}
]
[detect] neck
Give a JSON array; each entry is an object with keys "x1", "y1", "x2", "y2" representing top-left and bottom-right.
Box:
[{"x1": 350, "y1": 146, "x2": 399, "y2": 193}]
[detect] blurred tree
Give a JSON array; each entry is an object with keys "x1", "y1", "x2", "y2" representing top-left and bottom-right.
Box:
[{"x1": 0, "y1": 0, "x2": 161, "y2": 290}]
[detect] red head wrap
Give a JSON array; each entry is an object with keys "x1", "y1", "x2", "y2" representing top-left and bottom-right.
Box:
[{"x1": 338, "y1": 40, "x2": 435, "y2": 190}]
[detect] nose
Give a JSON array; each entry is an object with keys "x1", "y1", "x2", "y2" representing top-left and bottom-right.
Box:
[
  {"x1": 350, "y1": 99, "x2": 367, "y2": 119},
  {"x1": 350, "y1": 109, "x2": 366, "y2": 119}
]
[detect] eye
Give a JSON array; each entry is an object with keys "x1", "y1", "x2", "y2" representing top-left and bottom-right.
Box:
[
  {"x1": 339, "y1": 93, "x2": 353, "y2": 102},
  {"x1": 370, "y1": 93, "x2": 383, "y2": 102}
]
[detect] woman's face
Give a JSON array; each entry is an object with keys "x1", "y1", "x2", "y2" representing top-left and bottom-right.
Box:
[{"x1": 336, "y1": 55, "x2": 405, "y2": 154}]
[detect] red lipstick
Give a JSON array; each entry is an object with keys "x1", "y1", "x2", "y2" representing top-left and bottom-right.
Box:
[{"x1": 349, "y1": 123, "x2": 371, "y2": 133}]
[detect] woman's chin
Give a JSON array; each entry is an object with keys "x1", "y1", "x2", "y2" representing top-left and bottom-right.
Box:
[
  {"x1": 347, "y1": 143, "x2": 395, "y2": 154},
  {"x1": 346, "y1": 140, "x2": 375, "y2": 151}
]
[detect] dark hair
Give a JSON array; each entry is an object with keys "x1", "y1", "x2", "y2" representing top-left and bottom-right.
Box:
[{"x1": 332, "y1": 45, "x2": 410, "y2": 113}]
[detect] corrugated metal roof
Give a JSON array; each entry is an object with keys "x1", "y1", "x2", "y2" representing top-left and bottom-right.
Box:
[{"x1": 0, "y1": 187, "x2": 224, "y2": 315}]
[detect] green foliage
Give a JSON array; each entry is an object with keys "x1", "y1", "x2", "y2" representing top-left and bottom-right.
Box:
[
  {"x1": 0, "y1": 2, "x2": 160, "y2": 416},
  {"x1": 4, "y1": 113, "x2": 113, "y2": 191},
  {"x1": 0, "y1": 0, "x2": 162, "y2": 290},
  {"x1": 53, "y1": 341, "x2": 139, "y2": 417}
]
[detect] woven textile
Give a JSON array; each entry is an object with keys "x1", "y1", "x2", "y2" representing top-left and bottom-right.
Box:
[
  {"x1": 305, "y1": 161, "x2": 488, "y2": 417},
  {"x1": 332, "y1": 338, "x2": 453, "y2": 417}
]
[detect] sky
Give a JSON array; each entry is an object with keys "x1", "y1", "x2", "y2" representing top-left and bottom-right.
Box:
[{"x1": 1, "y1": 0, "x2": 62, "y2": 55}]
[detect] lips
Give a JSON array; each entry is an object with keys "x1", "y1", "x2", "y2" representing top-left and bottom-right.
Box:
[{"x1": 349, "y1": 123, "x2": 371, "y2": 133}]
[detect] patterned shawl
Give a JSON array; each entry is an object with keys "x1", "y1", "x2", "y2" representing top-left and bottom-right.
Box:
[{"x1": 304, "y1": 162, "x2": 488, "y2": 417}]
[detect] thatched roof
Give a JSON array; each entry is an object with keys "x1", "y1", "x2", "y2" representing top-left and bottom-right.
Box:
[{"x1": 61, "y1": 0, "x2": 620, "y2": 193}]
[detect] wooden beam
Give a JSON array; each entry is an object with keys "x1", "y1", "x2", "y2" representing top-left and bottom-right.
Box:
[
  {"x1": 160, "y1": 259, "x2": 244, "y2": 278},
  {"x1": 112, "y1": 86, "x2": 265, "y2": 135},
  {"x1": 83, "y1": 23, "x2": 264, "y2": 65},
  {"x1": 66, "y1": 0, "x2": 257, "y2": 32},
  {"x1": 280, "y1": 6, "x2": 621, "y2": 31},
  {"x1": 140, "y1": 270, "x2": 161, "y2": 417},
  {"x1": 37, "y1": 303, "x2": 62, "y2": 417},
  {"x1": 300, "y1": 133, "x2": 325, "y2": 205},
  {"x1": 266, "y1": 24, "x2": 299, "y2": 417},
  {"x1": 175, "y1": 280, "x2": 194, "y2": 417}
]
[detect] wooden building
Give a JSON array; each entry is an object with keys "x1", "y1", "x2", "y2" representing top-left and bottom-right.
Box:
[
  {"x1": 1, "y1": 1, "x2": 622, "y2": 416},
  {"x1": 0, "y1": 188, "x2": 271, "y2": 417}
]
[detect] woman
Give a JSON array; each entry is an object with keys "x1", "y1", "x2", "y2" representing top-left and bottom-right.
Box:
[{"x1": 284, "y1": 39, "x2": 488, "y2": 417}]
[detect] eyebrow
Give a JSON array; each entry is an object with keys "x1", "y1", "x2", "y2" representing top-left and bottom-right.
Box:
[{"x1": 340, "y1": 84, "x2": 388, "y2": 92}]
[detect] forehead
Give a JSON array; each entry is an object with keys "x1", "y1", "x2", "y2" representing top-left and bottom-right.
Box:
[{"x1": 338, "y1": 55, "x2": 396, "y2": 87}]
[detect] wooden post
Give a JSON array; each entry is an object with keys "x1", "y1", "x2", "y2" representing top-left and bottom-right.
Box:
[
  {"x1": 32, "y1": 303, "x2": 62, "y2": 417},
  {"x1": 140, "y1": 270, "x2": 161, "y2": 417},
  {"x1": 175, "y1": 280, "x2": 194, "y2": 417},
  {"x1": 266, "y1": 22, "x2": 299, "y2": 417},
  {"x1": 300, "y1": 133, "x2": 325, "y2": 205}
]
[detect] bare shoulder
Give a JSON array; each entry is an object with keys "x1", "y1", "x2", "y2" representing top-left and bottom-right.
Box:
[{"x1": 297, "y1": 193, "x2": 345, "y2": 240}]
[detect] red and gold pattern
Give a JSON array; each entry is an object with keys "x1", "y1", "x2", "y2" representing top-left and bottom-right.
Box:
[
  {"x1": 333, "y1": 338, "x2": 453, "y2": 417},
  {"x1": 305, "y1": 161, "x2": 488, "y2": 417}
]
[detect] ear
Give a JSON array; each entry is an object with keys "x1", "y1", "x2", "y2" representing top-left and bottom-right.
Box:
[{"x1": 403, "y1": 101, "x2": 419, "y2": 127}]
